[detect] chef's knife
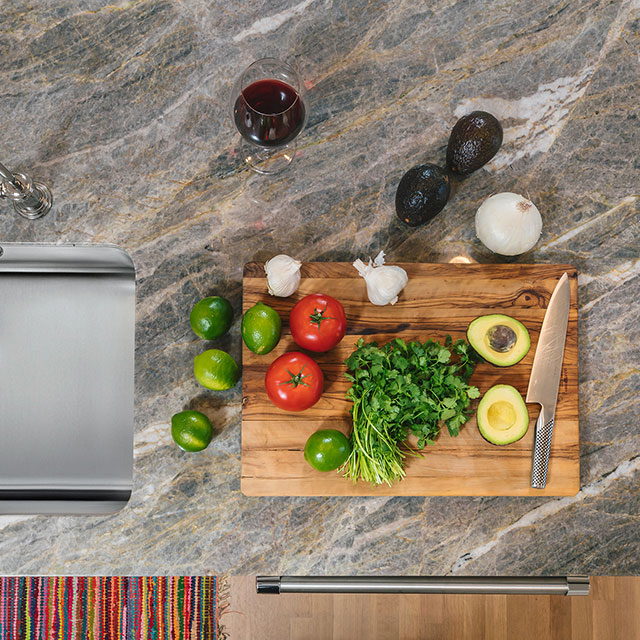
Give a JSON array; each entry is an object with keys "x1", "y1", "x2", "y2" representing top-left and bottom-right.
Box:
[{"x1": 527, "y1": 272, "x2": 571, "y2": 489}]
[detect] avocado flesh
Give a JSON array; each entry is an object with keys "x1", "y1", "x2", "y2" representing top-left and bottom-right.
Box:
[
  {"x1": 467, "y1": 314, "x2": 530, "y2": 366},
  {"x1": 477, "y1": 384, "x2": 529, "y2": 445}
]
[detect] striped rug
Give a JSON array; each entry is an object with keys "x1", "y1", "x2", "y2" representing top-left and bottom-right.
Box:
[{"x1": 0, "y1": 576, "x2": 228, "y2": 639}]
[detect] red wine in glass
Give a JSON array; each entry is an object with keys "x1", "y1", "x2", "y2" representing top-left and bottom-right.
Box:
[
  {"x1": 230, "y1": 58, "x2": 308, "y2": 174},
  {"x1": 234, "y1": 79, "x2": 305, "y2": 147}
]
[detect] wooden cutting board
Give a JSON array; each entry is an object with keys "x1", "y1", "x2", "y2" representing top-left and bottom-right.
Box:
[{"x1": 241, "y1": 262, "x2": 579, "y2": 497}]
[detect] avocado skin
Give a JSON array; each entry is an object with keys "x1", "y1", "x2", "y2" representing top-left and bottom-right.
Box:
[
  {"x1": 395, "y1": 163, "x2": 450, "y2": 227},
  {"x1": 446, "y1": 111, "x2": 503, "y2": 175},
  {"x1": 477, "y1": 384, "x2": 529, "y2": 445},
  {"x1": 467, "y1": 314, "x2": 530, "y2": 367}
]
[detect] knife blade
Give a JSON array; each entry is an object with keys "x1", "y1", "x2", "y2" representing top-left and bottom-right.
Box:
[{"x1": 526, "y1": 272, "x2": 571, "y2": 489}]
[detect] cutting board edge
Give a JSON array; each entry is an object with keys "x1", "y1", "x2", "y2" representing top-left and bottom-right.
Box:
[
  {"x1": 240, "y1": 478, "x2": 581, "y2": 498},
  {"x1": 244, "y1": 261, "x2": 579, "y2": 278}
]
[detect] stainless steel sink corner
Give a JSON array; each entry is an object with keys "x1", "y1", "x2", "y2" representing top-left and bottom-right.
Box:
[{"x1": 0, "y1": 243, "x2": 135, "y2": 515}]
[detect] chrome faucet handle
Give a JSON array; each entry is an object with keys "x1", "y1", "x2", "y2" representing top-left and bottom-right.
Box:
[{"x1": 0, "y1": 162, "x2": 52, "y2": 219}]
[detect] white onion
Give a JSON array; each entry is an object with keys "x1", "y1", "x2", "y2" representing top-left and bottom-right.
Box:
[{"x1": 475, "y1": 192, "x2": 542, "y2": 256}]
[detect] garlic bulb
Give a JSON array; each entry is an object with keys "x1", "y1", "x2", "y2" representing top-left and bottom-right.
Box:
[
  {"x1": 353, "y1": 251, "x2": 408, "y2": 306},
  {"x1": 265, "y1": 254, "x2": 302, "y2": 297},
  {"x1": 475, "y1": 192, "x2": 542, "y2": 256}
]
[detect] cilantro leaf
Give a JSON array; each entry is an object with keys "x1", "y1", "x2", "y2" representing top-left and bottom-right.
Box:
[{"x1": 342, "y1": 335, "x2": 481, "y2": 486}]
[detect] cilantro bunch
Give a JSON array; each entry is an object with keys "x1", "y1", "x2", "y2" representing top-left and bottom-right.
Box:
[{"x1": 342, "y1": 337, "x2": 481, "y2": 486}]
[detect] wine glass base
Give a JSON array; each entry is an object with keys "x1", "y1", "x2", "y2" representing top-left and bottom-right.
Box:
[{"x1": 240, "y1": 140, "x2": 297, "y2": 175}]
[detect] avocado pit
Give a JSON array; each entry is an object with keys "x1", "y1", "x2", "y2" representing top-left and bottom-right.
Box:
[{"x1": 486, "y1": 324, "x2": 517, "y2": 353}]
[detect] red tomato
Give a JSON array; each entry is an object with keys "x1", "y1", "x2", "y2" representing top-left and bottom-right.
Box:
[
  {"x1": 265, "y1": 352, "x2": 324, "y2": 411},
  {"x1": 289, "y1": 293, "x2": 347, "y2": 352}
]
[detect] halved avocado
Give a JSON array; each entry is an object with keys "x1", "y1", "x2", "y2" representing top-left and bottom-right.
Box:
[
  {"x1": 477, "y1": 384, "x2": 529, "y2": 445},
  {"x1": 467, "y1": 314, "x2": 530, "y2": 367}
]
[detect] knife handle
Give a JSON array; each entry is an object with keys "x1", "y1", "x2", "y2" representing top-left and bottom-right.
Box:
[{"x1": 531, "y1": 411, "x2": 554, "y2": 489}]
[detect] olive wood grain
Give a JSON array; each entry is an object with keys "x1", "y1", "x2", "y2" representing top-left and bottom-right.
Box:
[{"x1": 241, "y1": 263, "x2": 579, "y2": 496}]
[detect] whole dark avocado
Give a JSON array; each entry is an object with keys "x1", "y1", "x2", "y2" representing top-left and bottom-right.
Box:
[
  {"x1": 395, "y1": 163, "x2": 450, "y2": 227},
  {"x1": 446, "y1": 111, "x2": 503, "y2": 175}
]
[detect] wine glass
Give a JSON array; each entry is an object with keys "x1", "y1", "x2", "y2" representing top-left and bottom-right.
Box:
[{"x1": 230, "y1": 58, "x2": 308, "y2": 175}]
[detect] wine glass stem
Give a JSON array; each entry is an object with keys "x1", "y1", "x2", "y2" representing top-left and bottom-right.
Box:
[{"x1": 240, "y1": 140, "x2": 297, "y2": 175}]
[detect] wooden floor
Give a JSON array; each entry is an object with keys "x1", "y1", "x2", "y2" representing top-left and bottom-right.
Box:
[{"x1": 226, "y1": 577, "x2": 640, "y2": 640}]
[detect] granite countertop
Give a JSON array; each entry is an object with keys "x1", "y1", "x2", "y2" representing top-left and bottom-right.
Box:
[{"x1": 0, "y1": 0, "x2": 638, "y2": 575}]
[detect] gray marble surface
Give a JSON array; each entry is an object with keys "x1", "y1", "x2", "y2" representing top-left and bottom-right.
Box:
[{"x1": 0, "y1": 0, "x2": 638, "y2": 576}]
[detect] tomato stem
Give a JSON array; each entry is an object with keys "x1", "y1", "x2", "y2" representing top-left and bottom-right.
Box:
[
  {"x1": 280, "y1": 364, "x2": 311, "y2": 388},
  {"x1": 309, "y1": 303, "x2": 335, "y2": 329}
]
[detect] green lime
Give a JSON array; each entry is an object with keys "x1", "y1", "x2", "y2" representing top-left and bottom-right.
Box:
[
  {"x1": 190, "y1": 296, "x2": 233, "y2": 340},
  {"x1": 193, "y1": 349, "x2": 240, "y2": 390},
  {"x1": 304, "y1": 429, "x2": 351, "y2": 472},
  {"x1": 171, "y1": 410, "x2": 213, "y2": 452},
  {"x1": 241, "y1": 302, "x2": 281, "y2": 355}
]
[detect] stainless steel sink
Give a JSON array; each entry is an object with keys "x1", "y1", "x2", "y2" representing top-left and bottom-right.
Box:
[{"x1": 0, "y1": 243, "x2": 135, "y2": 514}]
